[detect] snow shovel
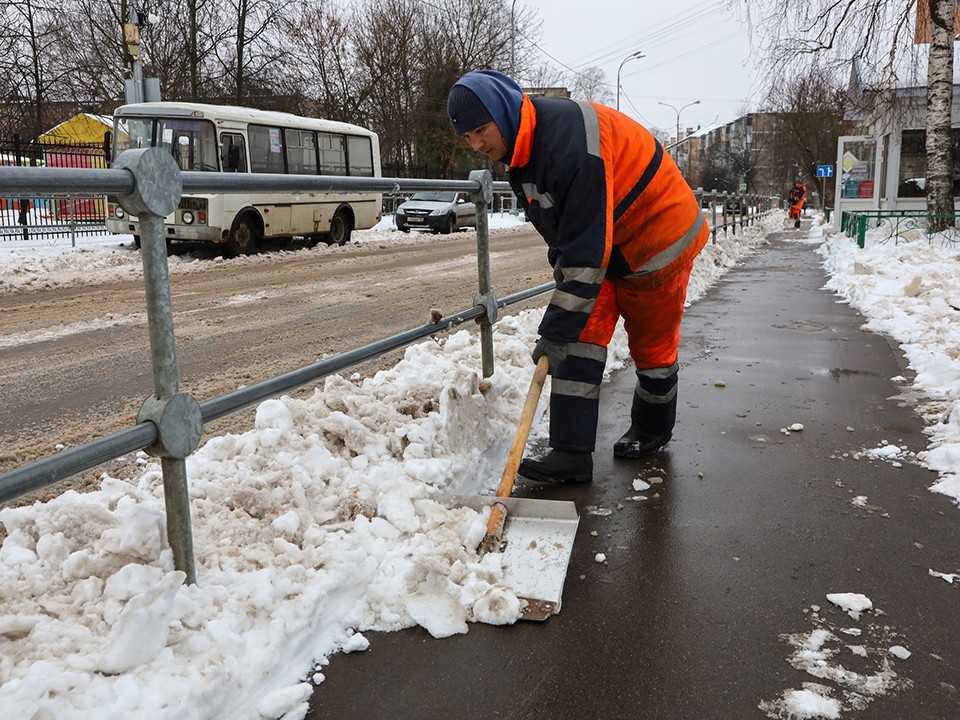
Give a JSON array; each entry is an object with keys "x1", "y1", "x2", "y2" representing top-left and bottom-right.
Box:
[{"x1": 440, "y1": 355, "x2": 580, "y2": 621}]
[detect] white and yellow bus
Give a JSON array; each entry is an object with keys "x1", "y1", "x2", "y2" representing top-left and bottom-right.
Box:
[{"x1": 105, "y1": 102, "x2": 381, "y2": 256}]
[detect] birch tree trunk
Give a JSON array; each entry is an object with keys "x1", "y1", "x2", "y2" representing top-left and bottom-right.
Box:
[{"x1": 926, "y1": 0, "x2": 957, "y2": 227}]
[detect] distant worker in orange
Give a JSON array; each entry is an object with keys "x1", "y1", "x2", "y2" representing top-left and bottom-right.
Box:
[
  {"x1": 447, "y1": 70, "x2": 710, "y2": 484},
  {"x1": 788, "y1": 180, "x2": 806, "y2": 229}
]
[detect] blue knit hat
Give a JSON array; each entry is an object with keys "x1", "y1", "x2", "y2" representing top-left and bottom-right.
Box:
[
  {"x1": 447, "y1": 70, "x2": 524, "y2": 147},
  {"x1": 447, "y1": 85, "x2": 494, "y2": 135}
]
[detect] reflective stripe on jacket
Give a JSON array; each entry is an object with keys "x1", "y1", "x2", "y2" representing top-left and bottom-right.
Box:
[{"x1": 508, "y1": 95, "x2": 708, "y2": 343}]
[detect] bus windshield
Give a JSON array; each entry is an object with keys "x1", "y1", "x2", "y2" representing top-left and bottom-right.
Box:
[{"x1": 118, "y1": 117, "x2": 219, "y2": 172}]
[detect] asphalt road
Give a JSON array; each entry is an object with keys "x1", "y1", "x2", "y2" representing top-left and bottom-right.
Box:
[
  {"x1": 307, "y1": 222, "x2": 960, "y2": 720},
  {"x1": 0, "y1": 227, "x2": 549, "y2": 502}
]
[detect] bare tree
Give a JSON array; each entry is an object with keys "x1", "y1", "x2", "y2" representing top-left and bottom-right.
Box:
[
  {"x1": 764, "y1": 64, "x2": 855, "y2": 204},
  {"x1": 570, "y1": 67, "x2": 613, "y2": 105},
  {"x1": 352, "y1": 0, "x2": 422, "y2": 167},
  {"x1": 209, "y1": 0, "x2": 290, "y2": 105},
  {"x1": 279, "y1": 1, "x2": 369, "y2": 123},
  {"x1": 0, "y1": 0, "x2": 61, "y2": 138},
  {"x1": 0, "y1": 0, "x2": 549, "y2": 178},
  {"x1": 740, "y1": 0, "x2": 957, "y2": 222},
  {"x1": 926, "y1": 0, "x2": 956, "y2": 224}
]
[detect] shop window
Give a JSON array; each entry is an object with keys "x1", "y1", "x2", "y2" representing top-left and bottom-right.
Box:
[{"x1": 896, "y1": 128, "x2": 960, "y2": 197}]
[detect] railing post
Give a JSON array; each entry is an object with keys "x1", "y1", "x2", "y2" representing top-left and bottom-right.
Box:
[
  {"x1": 69, "y1": 194, "x2": 77, "y2": 247},
  {"x1": 469, "y1": 169, "x2": 497, "y2": 378},
  {"x1": 711, "y1": 190, "x2": 718, "y2": 243},
  {"x1": 113, "y1": 148, "x2": 200, "y2": 585}
]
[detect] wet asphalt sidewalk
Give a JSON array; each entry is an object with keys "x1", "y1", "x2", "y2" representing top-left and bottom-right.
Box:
[{"x1": 309, "y1": 221, "x2": 960, "y2": 720}]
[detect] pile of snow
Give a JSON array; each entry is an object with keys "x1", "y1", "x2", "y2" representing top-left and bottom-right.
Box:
[{"x1": 818, "y1": 222, "x2": 960, "y2": 503}]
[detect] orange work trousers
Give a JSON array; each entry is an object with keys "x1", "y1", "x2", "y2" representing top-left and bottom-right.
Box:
[{"x1": 579, "y1": 260, "x2": 695, "y2": 368}]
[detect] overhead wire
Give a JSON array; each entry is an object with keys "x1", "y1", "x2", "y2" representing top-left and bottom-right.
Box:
[{"x1": 513, "y1": 1, "x2": 746, "y2": 100}]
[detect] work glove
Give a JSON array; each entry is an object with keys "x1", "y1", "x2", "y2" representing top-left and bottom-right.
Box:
[{"x1": 532, "y1": 336, "x2": 568, "y2": 374}]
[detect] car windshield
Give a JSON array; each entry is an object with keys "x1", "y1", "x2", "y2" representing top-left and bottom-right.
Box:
[{"x1": 409, "y1": 192, "x2": 456, "y2": 202}]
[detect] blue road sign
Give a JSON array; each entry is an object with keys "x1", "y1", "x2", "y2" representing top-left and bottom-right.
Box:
[{"x1": 817, "y1": 165, "x2": 834, "y2": 178}]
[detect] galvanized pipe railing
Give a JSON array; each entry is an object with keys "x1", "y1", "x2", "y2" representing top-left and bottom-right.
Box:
[
  {"x1": 0, "y1": 156, "x2": 531, "y2": 584},
  {"x1": 0, "y1": 282, "x2": 552, "y2": 504}
]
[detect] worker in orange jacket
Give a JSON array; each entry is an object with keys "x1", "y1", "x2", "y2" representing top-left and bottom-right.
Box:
[
  {"x1": 447, "y1": 70, "x2": 709, "y2": 484},
  {"x1": 788, "y1": 181, "x2": 806, "y2": 228}
]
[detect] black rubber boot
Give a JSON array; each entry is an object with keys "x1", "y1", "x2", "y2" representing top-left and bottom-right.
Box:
[
  {"x1": 614, "y1": 369, "x2": 678, "y2": 459},
  {"x1": 518, "y1": 449, "x2": 593, "y2": 484},
  {"x1": 794, "y1": 219, "x2": 801, "y2": 229},
  {"x1": 613, "y1": 428, "x2": 672, "y2": 458}
]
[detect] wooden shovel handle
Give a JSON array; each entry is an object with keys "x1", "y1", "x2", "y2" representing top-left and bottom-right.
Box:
[
  {"x1": 495, "y1": 354, "x2": 550, "y2": 498},
  {"x1": 481, "y1": 355, "x2": 549, "y2": 551}
]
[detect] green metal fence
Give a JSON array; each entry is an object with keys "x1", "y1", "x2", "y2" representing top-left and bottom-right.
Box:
[{"x1": 840, "y1": 210, "x2": 960, "y2": 248}]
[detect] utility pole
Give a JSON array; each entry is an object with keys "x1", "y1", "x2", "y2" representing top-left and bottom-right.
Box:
[{"x1": 123, "y1": 5, "x2": 161, "y2": 104}]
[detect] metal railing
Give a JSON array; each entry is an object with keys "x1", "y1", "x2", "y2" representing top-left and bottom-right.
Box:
[
  {"x1": 0, "y1": 152, "x2": 547, "y2": 584},
  {"x1": 841, "y1": 210, "x2": 960, "y2": 248},
  {"x1": 694, "y1": 188, "x2": 781, "y2": 243}
]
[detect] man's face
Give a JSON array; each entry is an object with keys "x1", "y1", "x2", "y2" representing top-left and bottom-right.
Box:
[{"x1": 462, "y1": 121, "x2": 508, "y2": 162}]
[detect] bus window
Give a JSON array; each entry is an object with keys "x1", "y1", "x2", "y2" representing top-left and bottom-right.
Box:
[
  {"x1": 318, "y1": 132, "x2": 346, "y2": 175},
  {"x1": 347, "y1": 136, "x2": 374, "y2": 177},
  {"x1": 285, "y1": 129, "x2": 318, "y2": 175},
  {"x1": 121, "y1": 119, "x2": 153, "y2": 151},
  {"x1": 249, "y1": 125, "x2": 286, "y2": 173},
  {"x1": 221, "y1": 133, "x2": 247, "y2": 172},
  {"x1": 157, "y1": 118, "x2": 217, "y2": 171}
]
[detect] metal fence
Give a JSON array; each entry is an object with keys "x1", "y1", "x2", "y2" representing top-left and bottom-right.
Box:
[
  {"x1": 841, "y1": 209, "x2": 960, "y2": 248},
  {"x1": 1, "y1": 135, "x2": 110, "y2": 242},
  {"x1": 694, "y1": 188, "x2": 781, "y2": 243},
  {"x1": 0, "y1": 152, "x2": 547, "y2": 585}
]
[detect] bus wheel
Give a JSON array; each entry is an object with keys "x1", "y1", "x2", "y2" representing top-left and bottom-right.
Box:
[
  {"x1": 133, "y1": 236, "x2": 141, "y2": 249},
  {"x1": 225, "y1": 217, "x2": 260, "y2": 257},
  {"x1": 327, "y1": 210, "x2": 353, "y2": 246}
]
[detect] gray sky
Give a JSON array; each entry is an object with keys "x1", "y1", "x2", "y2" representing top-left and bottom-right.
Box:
[{"x1": 521, "y1": 0, "x2": 763, "y2": 137}]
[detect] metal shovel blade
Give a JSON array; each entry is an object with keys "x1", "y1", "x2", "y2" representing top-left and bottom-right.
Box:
[{"x1": 438, "y1": 493, "x2": 579, "y2": 621}]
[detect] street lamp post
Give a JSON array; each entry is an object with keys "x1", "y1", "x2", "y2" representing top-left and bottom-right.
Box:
[
  {"x1": 616, "y1": 50, "x2": 644, "y2": 112},
  {"x1": 510, "y1": 0, "x2": 517, "y2": 77},
  {"x1": 658, "y1": 99, "x2": 701, "y2": 163}
]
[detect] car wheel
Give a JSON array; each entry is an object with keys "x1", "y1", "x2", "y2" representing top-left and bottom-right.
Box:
[
  {"x1": 326, "y1": 209, "x2": 353, "y2": 246},
  {"x1": 133, "y1": 235, "x2": 141, "y2": 249},
  {"x1": 224, "y1": 216, "x2": 260, "y2": 258},
  {"x1": 443, "y1": 215, "x2": 456, "y2": 234}
]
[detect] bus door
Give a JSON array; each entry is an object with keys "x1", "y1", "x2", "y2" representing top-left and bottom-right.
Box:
[{"x1": 220, "y1": 132, "x2": 247, "y2": 215}]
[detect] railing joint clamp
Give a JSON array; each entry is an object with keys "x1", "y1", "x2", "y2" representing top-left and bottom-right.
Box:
[
  {"x1": 137, "y1": 392, "x2": 203, "y2": 459},
  {"x1": 474, "y1": 290, "x2": 498, "y2": 325}
]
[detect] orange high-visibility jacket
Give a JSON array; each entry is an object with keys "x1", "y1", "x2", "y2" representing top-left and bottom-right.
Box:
[
  {"x1": 789, "y1": 183, "x2": 806, "y2": 219},
  {"x1": 508, "y1": 95, "x2": 708, "y2": 343}
]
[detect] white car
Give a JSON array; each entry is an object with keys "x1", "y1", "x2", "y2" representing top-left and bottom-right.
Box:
[{"x1": 395, "y1": 192, "x2": 477, "y2": 233}]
